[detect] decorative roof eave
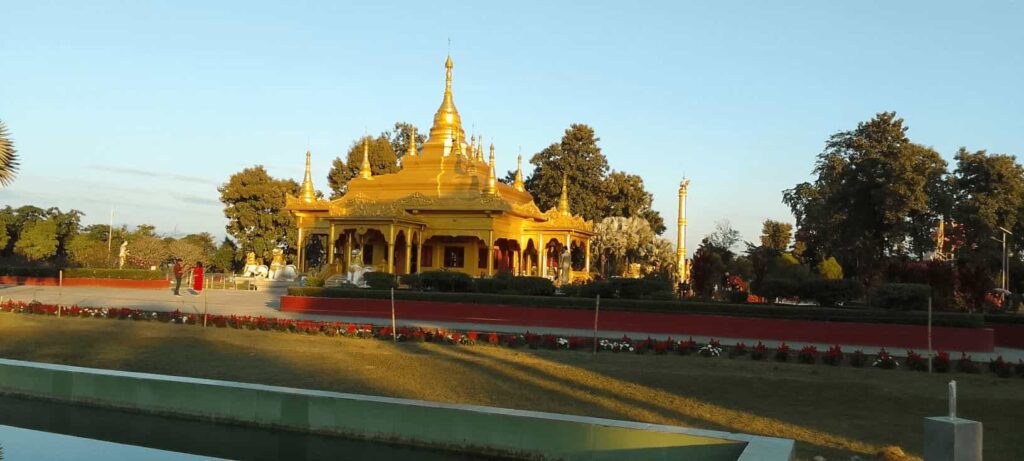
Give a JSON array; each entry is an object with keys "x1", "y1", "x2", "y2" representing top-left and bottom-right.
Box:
[
  {"x1": 526, "y1": 208, "x2": 595, "y2": 234},
  {"x1": 285, "y1": 195, "x2": 330, "y2": 211}
]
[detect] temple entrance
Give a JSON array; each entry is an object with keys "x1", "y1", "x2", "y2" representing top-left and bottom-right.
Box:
[
  {"x1": 522, "y1": 239, "x2": 538, "y2": 276},
  {"x1": 492, "y1": 238, "x2": 521, "y2": 274}
]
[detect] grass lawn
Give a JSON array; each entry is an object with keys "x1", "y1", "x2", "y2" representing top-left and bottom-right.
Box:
[{"x1": 0, "y1": 314, "x2": 1020, "y2": 461}]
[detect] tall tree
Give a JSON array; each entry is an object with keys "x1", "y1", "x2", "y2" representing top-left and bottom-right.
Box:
[
  {"x1": 759, "y1": 220, "x2": 793, "y2": 251},
  {"x1": 524, "y1": 124, "x2": 610, "y2": 221},
  {"x1": 950, "y1": 148, "x2": 1024, "y2": 254},
  {"x1": 783, "y1": 112, "x2": 948, "y2": 280},
  {"x1": 603, "y1": 171, "x2": 665, "y2": 234},
  {"x1": 219, "y1": 166, "x2": 299, "y2": 261},
  {"x1": 212, "y1": 237, "x2": 240, "y2": 273},
  {"x1": 384, "y1": 122, "x2": 426, "y2": 160},
  {"x1": 708, "y1": 220, "x2": 742, "y2": 252},
  {"x1": 14, "y1": 219, "x2": 58, "y2": 262},
  {"x1": 327, "y1": 135, "x2": 399, "y2": 198},
  {"x1": 690, "y1": 238, "x2": 728, "y2": 297},
  {"x1": 0, "y1": 120, "x2": 18, "y2": 188}
]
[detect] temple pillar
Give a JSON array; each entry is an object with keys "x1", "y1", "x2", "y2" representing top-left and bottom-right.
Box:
[
  {"x1": 486, "y1": 231, "x2": 495, "y2": 276},
  {"x1": 585, "y1": 240, "x2": 592, "y2": 274},
  {"x1": 403, "y1": 229, "x2": 412, "y2": 275},
  {"x1": 296, "y1": 227, "x2": 304, "y2": 273},
  {"x1": 538, "y1": 233, "x2": 546, "y2": 278},
  {"x1": 387, "y1": 225, "x2": 395, "y2": 274},
  {"x1": 344, "y1": 231, "x2": 352, "y2": 274},
  {"x1": 327, "y1": 224, "x2": 336, "y2": 265}
]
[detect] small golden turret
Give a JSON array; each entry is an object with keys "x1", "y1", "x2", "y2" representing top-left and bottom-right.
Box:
[
  {"x1": 468, "y1": 134, "x2": 476, "y2": 159},
  {"x1": 558, "y1": 173, "x2": 570, "y2": 215},
  {"x1": 406, "y1": 127, "x2": 417, "y2": 157},
  {"x1": 300, "y1": 150, "x2": 316, "y2": 202},
  {"x1": 477, "y1": 138, "x2": 484, "y2": 162},
  {"x1": 513, "y1": 154, "x2": 525, "y2": 192},
  {"x1": 486, "y1": 143, "x2": 497, "y2": 194},
  {"x1": 359, "y1": 138, "x2": 372, "y2": 179}
]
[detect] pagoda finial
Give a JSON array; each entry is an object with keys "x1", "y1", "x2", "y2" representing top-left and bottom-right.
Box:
[
  {"x1": 513, "y1": 154, "x2": 525, "y2": 192},
  {"x1": 300, "y1": 150, "x2": 316, "y2": 202},
  {"x1": 486, "y1": 143, "x2": 497, "y2": 194},
  {"x1": 359, "y1": 138, "x2": 372, "y2": 179},
  {"x1": 406, "y1": 127, "x2": 417, "y2": 157},
  {"x1": 558, "y1": 173, "x2": 570, "y2": 215}
]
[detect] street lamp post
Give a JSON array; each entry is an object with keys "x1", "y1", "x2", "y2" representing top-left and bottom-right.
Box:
[{"x1": 991, "y1": 227, "x2": 1013, "y2": 292}]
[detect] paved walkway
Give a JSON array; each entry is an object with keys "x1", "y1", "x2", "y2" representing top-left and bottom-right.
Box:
[{"x1": 2, "y1": 284, "x2": 1022, "y2": 362}]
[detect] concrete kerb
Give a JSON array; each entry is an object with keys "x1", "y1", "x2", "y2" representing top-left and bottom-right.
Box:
[{"x1": 0, "y1": 358, "x2": 794, "y2": 461}]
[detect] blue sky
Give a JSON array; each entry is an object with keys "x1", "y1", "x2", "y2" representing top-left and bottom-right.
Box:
[{"x1": 2, "y1": 1, "x2": 1022, "y2": 251}]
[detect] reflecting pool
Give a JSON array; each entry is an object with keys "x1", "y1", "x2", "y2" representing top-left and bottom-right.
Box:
[{"x1": 0, "y1": 395, "x2": 500, "y2": 460}]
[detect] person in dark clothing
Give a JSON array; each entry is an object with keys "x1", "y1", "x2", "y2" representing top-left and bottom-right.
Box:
[{"x1": 173, "y1": 258, "x2": 184, "y2": 296}]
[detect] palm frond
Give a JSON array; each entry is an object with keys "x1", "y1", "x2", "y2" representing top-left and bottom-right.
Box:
[{"x1": 0, "y1": 119, "x2": 19, "y2": 187}]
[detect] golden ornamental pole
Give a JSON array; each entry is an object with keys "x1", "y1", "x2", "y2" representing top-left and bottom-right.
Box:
[{"x1": 677, "y1": 179, "x2": 690, "y2": 284}]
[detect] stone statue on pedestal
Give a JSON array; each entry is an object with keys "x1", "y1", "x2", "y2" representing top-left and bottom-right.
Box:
[
  {"x1": 558, "y1": 247, "x2": 572, "y2": 286},
  {"x1": 118, "y1": 241, "x2": 129, "y2": 269},
  {"x1": 347, "y1": 248, "x2": 370, "y2": 287}
]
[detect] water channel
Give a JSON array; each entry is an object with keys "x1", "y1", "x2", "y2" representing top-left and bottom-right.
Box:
[{"x1": 0, "y1": 394, "x2": 501, "y2": 460}]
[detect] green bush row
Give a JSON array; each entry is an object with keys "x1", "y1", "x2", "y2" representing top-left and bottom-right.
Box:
[
  {"x1": 286, "y1": 286, "x2": 985, "y2": 328},
  {"x1": 0, "y1": 267, "x2": 60, "y2": 277},
  {"x1": 63, "y1": 268, "x2": 167, "y2": 280}
]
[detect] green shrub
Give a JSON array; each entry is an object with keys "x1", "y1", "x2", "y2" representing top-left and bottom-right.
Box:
[
  {"x1": 871, "y1": 283, "x2": 930, "y2": 310},
  {"x1": 0, "y1": 267, "x2": 59, "y2": 277},
  {"x1": 649, "y1": 290, "x2": 678, "y2": 301},
  {"x1": 801, "y1": 278, "x2": 864, "y2": 307},
  {"x1": 420, "y1": 270, "x2": 474, "y2": 292},
  {"x1": 304, "y1": 275, "x2": 325, "y2": 288},
  {"x1": 727, "y1": 290, "x2": 749, "y2": 304},
  {"x1": 63, "y1": 268, "x2": 166, "y2": 280},
  {"x1": 399, "y1": 273, "x2": 422, "y2": 290},
  {"x1": 362, "y1": 271, "x2": 397, "y2": 290},
  {"x1": 758, "y1": 277, "x2": 800, "y2": 301},
  {"x1": 580, "y1": 280, "x2": 616, "y2": 298},
  {"x1": 507, "y1": 276, "x2": 555, "y2": 296},
  {"x1": 475, "y1": 277, "x2": 508, "y2": 294},
  {"x1": 559, "y1": 283, "x2": 584, "y2": 297}
]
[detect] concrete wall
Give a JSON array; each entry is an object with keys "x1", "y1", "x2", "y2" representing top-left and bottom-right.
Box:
[{"x1": 0, "y1": 358, "x2": 793, "y2": 461}]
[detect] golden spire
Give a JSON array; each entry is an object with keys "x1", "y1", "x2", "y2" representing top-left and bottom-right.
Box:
[
  {"x1": 468, "y1": 134, "x2": 476, "y2": 159},
  {"x1": 478, "y1": 138, "x2": 484, "y2": 162},
  {"x1": 300, "y1": 150, "x2": 316, "y2": 202},
  {"x1": 359, "y1": 138, "x2": 372, "y2": 179},
  {"x1": 423, "y1": 55, "x2": 465, "y2": 155},
  {"x1": 486, "y1": 143, "x2": 497, "y2": 194},
  {"x1": 406, "y1": 127, "x2": 417, "y2": 157},
  {"x1": 558, "y1": 173, "x2": 570, "y2": 215},
  {"x1": 513, "y1": 154, "x2": 525, "y2": 192}
]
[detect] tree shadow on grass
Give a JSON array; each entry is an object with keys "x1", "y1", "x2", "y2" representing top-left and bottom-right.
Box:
[{"x1": 438, "y1": 345, "x2": 893, "y2": 460}]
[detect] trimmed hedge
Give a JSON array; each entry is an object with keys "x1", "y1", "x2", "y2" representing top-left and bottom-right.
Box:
[
  {"x1": 801, "y1": 279, "x2": 864, "y2": 307},
  {"x1": 286, "y1": 287, "x2": 985, "y2": 328},
  {"x1": 362, "y1": 272, "x2": 397, "y2": 290},
  {"x1": 0, "y1": 267, "x2": 60, "y2": 277},
  {"x1": 870, "y1": 283, "x2": 930, "y2": 310},
  {"x1": 62, "y1": 268, "x2": 167, "y2": 281},
  {"x1": 419, "y1": 271, "x2": 474, "y2": 292}
]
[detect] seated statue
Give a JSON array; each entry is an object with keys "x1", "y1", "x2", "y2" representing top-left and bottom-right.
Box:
[{"x1": 347, "y1": 248, "x2": 371, "y2": 287}]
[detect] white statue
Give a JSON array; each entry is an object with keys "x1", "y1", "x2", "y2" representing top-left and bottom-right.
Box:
[
  {"x1": 558, "y1": 247, "x2": 572, "y2": 286},
  {"x1": 118, "y1": 241, "x2": 129, "y2": 269},
  {"x1": 275, "y1": 264, "x2": 297, "y2": 281},
  {"x1": 347, "y1": 248, "x2": 371, "y2": 287}
]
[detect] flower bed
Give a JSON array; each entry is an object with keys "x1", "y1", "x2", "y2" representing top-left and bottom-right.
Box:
[{"x1": 2, "y1": 300, "x2": 1020, "y2": 380}]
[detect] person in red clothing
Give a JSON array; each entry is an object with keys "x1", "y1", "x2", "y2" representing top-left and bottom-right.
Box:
[
  {"x1": 192, "y1": 261, "x2": 204, "y2": 293},
  {"x1": 172, "y1": 258, "x2": 184, "y2": 296}
]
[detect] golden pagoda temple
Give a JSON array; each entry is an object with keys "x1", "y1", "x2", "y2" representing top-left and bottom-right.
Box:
[{"x1": 286, "y1": 56, "x2": 594, "y2": 280}]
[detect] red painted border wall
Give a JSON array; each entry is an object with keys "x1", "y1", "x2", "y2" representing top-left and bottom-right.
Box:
[
  {"x1": 991, "y1": 324, "x2": 1024, "y2": 348},
  {"x1": 281, "y1": 296, "x2": 996, "y2": 352},
  {"x1": 0, "y1": 276, "x2": 167, "y2": 289}
]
